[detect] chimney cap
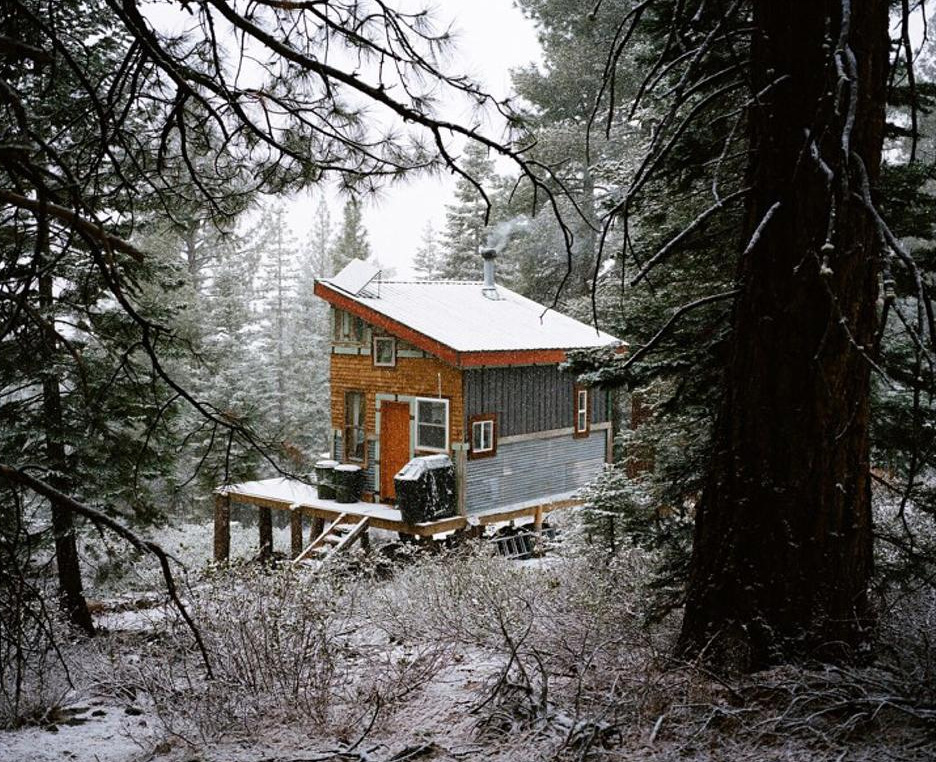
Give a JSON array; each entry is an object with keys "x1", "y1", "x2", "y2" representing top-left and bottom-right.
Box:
[{"x1": 479, "y1": 247, "x2": 497, "y2": 260}]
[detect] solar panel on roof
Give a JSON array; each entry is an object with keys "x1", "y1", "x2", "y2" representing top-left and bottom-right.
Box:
[{"x1": 330, "y1": 259, "x2": 381, "y2": 296}]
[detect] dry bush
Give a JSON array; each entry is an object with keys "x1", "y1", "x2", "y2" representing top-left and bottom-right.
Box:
[
  {"x1": 0, "y1": 586, "x2": 74, "y2": 729},
  {"x1": 84, "y1": 559, "x2": 451, "y2": 746},
  {"x1": 0, "y1": 499, "x2": 75, "y2": 729},
  {"x1": 370, "y1": 538, "x2": 678, "y2": 757},
  {"x1": 369, "y1": 528, "x2": 936, "y2": 761}
]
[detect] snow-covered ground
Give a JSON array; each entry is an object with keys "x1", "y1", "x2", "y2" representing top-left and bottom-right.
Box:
[{"x1": 3, "y1": 513, "x2": 935, "y2": 762}]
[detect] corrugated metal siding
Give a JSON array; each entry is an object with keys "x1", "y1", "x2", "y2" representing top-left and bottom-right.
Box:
[
  {"x1": 333, "y1": 432, "x2": 378, "y2": 492},
  {"x1": 464, "y1": 366, "x2": 610, "y2": 437},
  {"x1": 465, "y1": 431, "x2": 606, "y2": 513}
]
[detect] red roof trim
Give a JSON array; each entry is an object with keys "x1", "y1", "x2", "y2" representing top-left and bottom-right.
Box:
[
  {"x1": 457, "y1": 349, "x2": 568, "y2": 367},
  {"x1": 315, "y1": 281, "x2": 572, "y2": 368}
]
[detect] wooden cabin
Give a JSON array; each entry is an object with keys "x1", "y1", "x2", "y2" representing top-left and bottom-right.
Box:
[
  {"x1": 213, "y1": 254, "x2": 623, "y2": 563},
  {"x1": 312, "y1": 255, "x2": 622, "y2": 518}
]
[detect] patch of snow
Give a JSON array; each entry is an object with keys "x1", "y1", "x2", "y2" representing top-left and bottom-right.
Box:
[
  {"x1": 395, "y1": 454, "x2": 452, "y2": 481},
  {"x1": 0, "y1": 698, "x2": 161, "y2": 762}
]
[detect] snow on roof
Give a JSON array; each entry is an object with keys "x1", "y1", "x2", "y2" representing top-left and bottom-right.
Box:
[{"x1": 318, "y1": 263, "x2": 621, "y2": 355}]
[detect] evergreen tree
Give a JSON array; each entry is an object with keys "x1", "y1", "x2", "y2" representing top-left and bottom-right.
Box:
[
  {"x1": 253, "y1": 206, "x2": 300, "y2": 433},
  {"x1": 439, "y1": 143, "x2": 500, "y2": 281},
  {"x1": 306, "y1": 197, "x2": 334, "y2": 278},
  {"x1": 330, "y1": 199, "x2": 371, "y2": 274},
  {"x1": 412, "y1": 222, "x2": 442, "y2": 280},
  {"x1": 0, "y1": 0, "x2": 186, "y2": 632},
  {"x1": 509, "y1": 0, "x2": 642, "y2": 299}
]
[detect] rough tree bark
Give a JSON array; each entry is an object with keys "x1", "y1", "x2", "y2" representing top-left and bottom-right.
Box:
[{"x1": 678, "y1": 0, "x2": 889, "y2": 669}]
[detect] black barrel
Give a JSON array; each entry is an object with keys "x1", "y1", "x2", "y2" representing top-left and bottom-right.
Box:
[
  {"x1": 333, "y1": 464, "x2": 364, "y2": 504},
  {"x1": 314, "y1": 459, "x2": 339, "y2": 500}
]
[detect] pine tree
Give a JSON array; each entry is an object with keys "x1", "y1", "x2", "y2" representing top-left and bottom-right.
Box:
[
  {"x1": 675, "y1": 0, "x2": 889, "y2": 668},
  {"x1": 253, "y1": 206, "x2": 300, "y2": 433},
  {"x1": 330, "y1": 199, "x2": 371, "y2": 274},
  {"x1": 0, "y1": 0, "x2": 186, "y2": 633},
  {"x1": 307, "y1": 197, "x2": 334, "y2": 278},
  {"x1": 439, "y1": 143, "x2": 499, "y2": 281},
  {"x1": 412, "y1": 222, "x2": 442, "y2": 280},
  {"x1": 510, "y1": 0, "x2": 641, "y2": 299}
]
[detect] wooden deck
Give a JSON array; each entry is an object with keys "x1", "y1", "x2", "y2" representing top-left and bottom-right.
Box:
[{"x1": 212, "y1": 476, "x2": 580, "y2": 561}]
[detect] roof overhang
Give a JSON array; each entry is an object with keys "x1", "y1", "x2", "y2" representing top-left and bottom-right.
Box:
[{"x1": 315, "y1": 280, "x2": 586, "y2": 369}]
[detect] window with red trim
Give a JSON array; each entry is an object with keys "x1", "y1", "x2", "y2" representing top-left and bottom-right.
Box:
[{"x1": 469, "y1": 414, "x2": 497, "y2": 459}]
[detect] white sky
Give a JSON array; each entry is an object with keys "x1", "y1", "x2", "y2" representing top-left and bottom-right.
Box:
[{"x1": 281, "y1": 1, "x2": 543, "y2": 277}]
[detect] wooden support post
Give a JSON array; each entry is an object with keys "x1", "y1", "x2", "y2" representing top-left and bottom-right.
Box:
[
  {"x1": 290, "y1": 507, "x2": 303, "y2": 559},
  {"x1": 533, "y1": 504, "x2": 545, "y2": 558},
  {"x1": 309, "y1": 516, "x2": 325, "y2": 544},
  {"x1": 454, "y1": 446, "x2": 468, "y2": 516},
  {"x1": 258, "y1": 506, "x2": 273, "y2": 560},
  {"x1": 214, "y1": 492, "x2": 231, "y2": 562},
  {"x1": 360, "y1": 528, "x2": 371, "y2": 553}
]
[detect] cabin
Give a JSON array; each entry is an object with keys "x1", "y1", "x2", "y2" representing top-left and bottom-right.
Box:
[
  {"x1": 314, "y1": 254, "x2": 620, "y2": 513},
  {"x1": 213, "y1": 252, "x2": 622, "y2": 563}
]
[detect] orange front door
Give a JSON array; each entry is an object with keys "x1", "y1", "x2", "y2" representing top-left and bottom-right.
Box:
[{"x1": 379, "y1": 401, "x2": 411, "y2": 501}]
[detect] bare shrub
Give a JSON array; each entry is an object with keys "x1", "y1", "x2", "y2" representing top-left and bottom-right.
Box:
[
  {"x1": 85, "y1": 558, "x2": 452, "y2": 746},
  {"x1": 0, "y1": 497, "x2": 74, "y2": 729},
  {"x1": 0, "y1": 581, "x2": 74, "y2": 729},
  {"x1": 370, "y1": 539, "x2": 676, "y2": 756}
]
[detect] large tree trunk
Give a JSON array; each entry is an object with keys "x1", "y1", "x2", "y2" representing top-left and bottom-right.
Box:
[
  {"x1": 39, "y1": 272, "x2": 95, "y2": 637},
  {"x1": 678, "y1": 0, "x2": 889, "y2": 670}
]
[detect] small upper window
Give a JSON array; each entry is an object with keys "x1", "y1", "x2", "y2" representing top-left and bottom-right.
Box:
[
  {"x1": 373, "y1": 336, "x2": 396, "y2": 367},
  {"x1": 415, "y1": 398, "x2": 449, "y2": 452},
  {"x1": 334, "y1": 309, "x2": 365, "y2": 343},
  {"x1": 470, "y1": 414, "x2": 496, "y2": 459},
  {"x1": 574, "y1": 386, "x2": 590, "y2": 437}
]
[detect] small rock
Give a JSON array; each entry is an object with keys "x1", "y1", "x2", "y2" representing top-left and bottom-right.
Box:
[{"x1": 125, "y1": 706, "x2": 144, "y2": 716}]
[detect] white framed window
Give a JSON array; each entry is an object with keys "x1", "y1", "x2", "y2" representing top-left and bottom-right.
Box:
[
  {"x1": 373, "y1": 336, "x2": 396, "y2": 367},
  {"x1": 415, "y1": 397, "x2": 449, "y2": 452},
  {"x1": 470, "y1": 414, "x2": 496, "y2": 459},
  {"x1": 574, "y1": 386, "x2": 590, "y2": 436}
]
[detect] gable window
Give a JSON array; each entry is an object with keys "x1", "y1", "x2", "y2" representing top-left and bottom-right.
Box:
[
  {"x1": 574, "y1": 385, "x2": 590, "y2": 437},
  {"x1": 334, "y1": 309, "x2": 365, "y2": 343},
  {"x1": 470, "y1": 414, "x2": 497, "y2": 459},
  {"x1": 415, "y1": 397, "x2": 449, "y2": 452},
  {"x1": 344, "y1": 391, "x2": 366, "y2": 462},
  {"x1": 373, "y1": 336, "x2": 396, "y2": 367}
]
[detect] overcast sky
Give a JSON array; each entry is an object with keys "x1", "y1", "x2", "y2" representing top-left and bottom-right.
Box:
[{"x1": 282, "y1": 1, "x2": 543, "y2": 277}]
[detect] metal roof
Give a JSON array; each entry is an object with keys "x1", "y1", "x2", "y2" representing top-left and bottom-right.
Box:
[{"x1": 315, "y1": 261, "x2": 621, "y2": 366}]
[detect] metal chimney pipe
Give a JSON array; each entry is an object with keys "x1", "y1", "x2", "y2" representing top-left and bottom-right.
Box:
[{"x1": 480, "y1": 247, "x2": 497, "y2": 289}]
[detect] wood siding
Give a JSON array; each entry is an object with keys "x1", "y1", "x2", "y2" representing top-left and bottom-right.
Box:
[
  {"x1": 464, "y1": 365, "x2": 611, "y2": 438},
  {"x1": 465, "y1": 429, "x2": 607, "y2": 513},
  {"x1": 330, "y1": 352, "x2": 465, "y2": 447}
]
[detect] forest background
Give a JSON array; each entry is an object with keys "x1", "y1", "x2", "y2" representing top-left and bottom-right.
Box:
[{"x1": 2, "y1": 0, "x2": 936, "y2": 758}]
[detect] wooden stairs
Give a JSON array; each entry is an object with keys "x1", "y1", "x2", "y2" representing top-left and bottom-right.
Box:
[{"x1": 293, "y1": 513, "x2": 370, "y2": 566}]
